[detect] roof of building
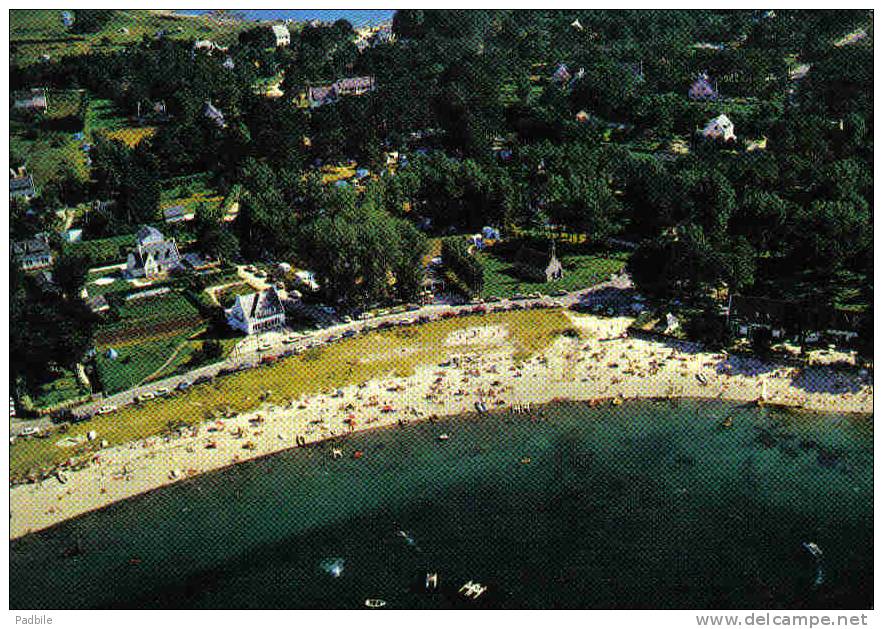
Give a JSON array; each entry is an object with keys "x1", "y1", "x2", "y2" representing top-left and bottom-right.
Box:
[
  {"x1": 87, "y1": 294, "x2": 110, "y2": 312},
  {"x1": 203, "y1": 101, "x2": 226, "y2": 126},
  {"x1": 136, "y1": 225, "x2": 164, "y2": 245},
  {"x1": 130, "y1": 239, "x2": 180, "y2": 269},
  {"x1": 163, "y1": 206, "x2": 186, "y2": 222},
  {"x1": 13, "y1": 234, "x2": 51, "y2": 257},
  {"x1": 516, "y1": 244, "x2": 559, "y2": 270},
  {"x1": 271, "y1": 24, "x2": 290, "y2": 38},
  {"x1": 10, "y1": 174, "x2": 35, "y2": 194},
  {"x1": 238, "y1": 288, "x2": 284, "y2": 320}
]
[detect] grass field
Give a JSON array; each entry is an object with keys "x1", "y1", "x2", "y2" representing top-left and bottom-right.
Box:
[
  {"x1": 96, "y1": 325, "x2": 204, "y2": 395},
  {"x1": 159, "y1": 172, "x2": 224, "y2": 218},
  {"x1": 63, "y1": 233, "x2": 134, "y2": 265},
  {"x1": 9, "y1": 124, "x2": 89, "y2": 190},
  {"x1": 44, "y1": 89, "x2": 86, "y2": 121},
  {"x1": 216, "y1": 282, "x2": 256, "y2": 308},
  {"x1": 84, "y1": 97, "x2": 158, "y2": 147},
  {"x1": 11, "y1": 10, "x2": 250, "y2": 66},
  {"x1": 10, "y1": 308, "x2": 576, "y2": 477},
  {"x1": 477, "y1": 240, "x2": 630, "y2": 299},
  {"x1": 28, "y1": 369, "x2": 88, "y2": 410},
  {"x1": 105, "y1": 291, "x2": 202, "y2": 332}
]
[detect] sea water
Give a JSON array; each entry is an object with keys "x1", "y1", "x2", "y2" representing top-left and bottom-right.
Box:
[{"x1": 9, "y1": 400, "x2": 873, "y2": 609}]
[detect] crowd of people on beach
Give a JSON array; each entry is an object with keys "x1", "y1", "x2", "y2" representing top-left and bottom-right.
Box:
[{"x1": 10, "y1": 314, "x2": 872, "y2": 539}]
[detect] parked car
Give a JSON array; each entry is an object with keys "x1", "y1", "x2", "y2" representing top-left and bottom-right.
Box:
[
  {"x1": 512, "y1": 293, "x2": 527, "y2": 300},
  {"x1": 20, "y1": 426, "x2": 41, "y2": 437},
  {"x1": 486, "y1": 296, "x2": 502, "y2": 303},
  {"x1": 98, "y1": 405, "x2": 117, "y2": 415},
  {"x1": 136, "y1": 392, "x2": 155, "y2": 402},
  {"x1": 177, "y1": 380, "x2": 192, "y2": 391},
  {"x1": 194, "y1": 374, "x2": 213, "y2": 385},
  {"x1": 155, "y1": 387, "x2": 170, "y2": 397}
]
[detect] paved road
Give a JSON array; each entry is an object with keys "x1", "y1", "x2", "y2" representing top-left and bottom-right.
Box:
[{"x1": 11, "y1": 274, "x2": 634, "y2": 435}]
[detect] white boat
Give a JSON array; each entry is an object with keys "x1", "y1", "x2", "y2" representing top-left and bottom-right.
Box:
[
  {"x1": 425, "y1": 572, "x2": 439, "y2": 590},
  {"x1": 364, "y1": 599, "x2": 387, "y2": 608},
  {"x1": 803, "y1": 542, "x2": 823, "y2": 558},
  {"x1": 458, "y1": 581, "x2": 487, "y2": 599},
  {"x1": 437, "y1": 433, "x2": 450, "y2": 442}
]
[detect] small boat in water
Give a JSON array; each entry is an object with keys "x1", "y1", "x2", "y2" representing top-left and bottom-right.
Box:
[
  {"x1": 425, "y1": 572, "x2": 439, "y2": 590},
  {"x1": 437, "y1": 433, "x2": 450, "y2": 442},
  {"x1": 459, "y1": 581, "x2": 488, "y2": 600},
  {"x1": 721, "y1": 416, "x2": 734, "y2": 429},
  {"x1": 364, "y1": 598, "x2": 387, "y2": 609},
  {"x1": 802, "y1": 542, "x2": 825, "y2": 587}
]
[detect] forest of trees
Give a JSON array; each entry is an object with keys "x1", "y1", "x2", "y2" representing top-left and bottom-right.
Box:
[{"x1": 9, "y1": 9, "x2": 874, "y2": 387}]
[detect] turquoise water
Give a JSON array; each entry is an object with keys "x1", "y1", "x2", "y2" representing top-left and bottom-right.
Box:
[{"x1": 9, "y1": 400, "x2": 873, "y2": 609}]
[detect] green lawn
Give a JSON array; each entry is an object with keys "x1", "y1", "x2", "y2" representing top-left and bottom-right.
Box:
[
  {"x1": 95, "y1": 326, "x2": 204, "y2": 394},
  {"x1": 63, "y1": 233, "x2": 134, "y2": 265},
  {"x1": 84, "y1": 97, "x2": 128, "y2": 132},
  {"x1": 45, "y1": 89, "x2": 86, "y2": 121},
  {"x1": 84, "y1": 267, "x2": 135, "y2": 297},
  {"x1": 216, "y1": 282, "x2": 255, "y2": 308},
  {"x1": 159, "y1": 172, "x2": 224, "y2": 218},
  {"x1": 11, "y1": 9, "x2": 250, "y2": 66},
  {"x1": 28, "y1": 369, "x2": 88, "y2": 410},
  {"x1": 477, "y1": 241, "x2": 630, "y2": 298},
  {"x1": 9, "y1": 124, "x2": 89, "y2": 191},
  {"x1": 108, "y1": 291, "x2": 201, "y2": 330}
]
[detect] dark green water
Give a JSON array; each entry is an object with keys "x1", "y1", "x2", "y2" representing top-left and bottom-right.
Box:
[{"x1": 10, "y1": 399, "x2": 873, "y2": 609}]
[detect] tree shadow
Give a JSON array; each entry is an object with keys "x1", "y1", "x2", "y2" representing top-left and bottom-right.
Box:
[{"x1": 789, "y1": 366, "x2": 866, "y2": 395}]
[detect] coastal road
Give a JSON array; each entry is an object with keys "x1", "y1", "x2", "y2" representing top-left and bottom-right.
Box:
[{"x1": 11, "y1": 273, "x2": 635, "y2": 435}]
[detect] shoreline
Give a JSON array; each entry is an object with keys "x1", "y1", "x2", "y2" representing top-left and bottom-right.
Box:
[{"x1": 9, "y1": 313, "x2": 872, "y2": 540}]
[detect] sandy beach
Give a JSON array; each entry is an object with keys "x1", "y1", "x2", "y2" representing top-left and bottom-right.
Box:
[{"x1": 9, "y1": 312, "x2": 873, "y2": 539}]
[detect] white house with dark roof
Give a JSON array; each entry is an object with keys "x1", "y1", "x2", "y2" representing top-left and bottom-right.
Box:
[
  {"x1": 10, "y1": 167, "x2": 36, "y2": 200},
  {"x1": 307, "y1": 76, "x2": 376, "y2": 108},
  {"x1": 13, "y1": 233, "x2": 53, "y2": 271},
  {"x1": 271, "y1": 24, "x2": 291, "y2": 47},
  {"x1": 126, "y1": 226, "x2": 182, "y2": 279},
  {"x1": 702, "y1": 114, "x2": 736, "y2": 142},
  {"x1": 226, "y1": 287, "x2": 286, "y2": 335}
]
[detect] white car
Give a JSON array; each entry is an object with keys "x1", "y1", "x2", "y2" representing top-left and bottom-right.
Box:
[
  {"x1": 155, "y1": 388, "x2": 170, "y2": 397},
  {"x1": 98, "y1": 405, "x2": 117, "y2": 415},
  {"x1": 136, "y1": 392, "x2": 155, "y2": 402},
  {"x1": 258, "y1": 342, "x2": 272, "y2": 351},
  {"x1": 20, "y1": 426, "x2": 41, "y2": 437}
]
